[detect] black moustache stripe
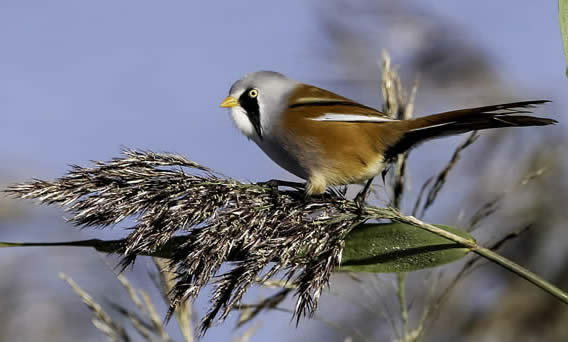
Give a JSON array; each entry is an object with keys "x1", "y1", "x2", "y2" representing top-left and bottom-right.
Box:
[
  {"x1": 247, "y1": 109, "x2": 262, "y2": 139},
  {"x1": 239, "y1": 89, "x2": 263, "y2": 139}
]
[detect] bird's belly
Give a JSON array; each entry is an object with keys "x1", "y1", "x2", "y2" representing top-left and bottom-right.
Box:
[
  {"x1": 324, "y1": 154, "x2": 384, "y2": 186},
  {"x1": 253, "y1": 135, "x2": 385, "y2": 186},
  {"x1": 254, "y1": 138, "x2": 311, "y2": 180}
]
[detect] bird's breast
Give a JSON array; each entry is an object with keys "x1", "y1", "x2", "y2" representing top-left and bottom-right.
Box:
[{"x1": 254, "y1": 134, "x2": 312, "y2": 180}]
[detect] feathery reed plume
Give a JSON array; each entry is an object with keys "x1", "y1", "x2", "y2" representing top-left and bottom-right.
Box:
[{"x1": 6, "y1": 149, "x2": 371, "y2": 333}]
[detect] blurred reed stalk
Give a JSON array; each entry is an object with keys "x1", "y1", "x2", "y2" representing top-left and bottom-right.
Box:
[
  {"x1": 60, "y1": 261, "x2": 261, "y2": 342},
  {"x1": 381, "y1": 51, "x2": 417, "y2": 340}
]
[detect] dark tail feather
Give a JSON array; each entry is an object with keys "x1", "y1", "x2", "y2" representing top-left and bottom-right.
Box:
[{"x1": 384, "y1": 100, "x2": 556, "y2": 161}]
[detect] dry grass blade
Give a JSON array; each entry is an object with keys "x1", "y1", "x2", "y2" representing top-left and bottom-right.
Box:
[
  {"x1": 380, "y1": 51, "x2": 419, "y2": 212},
  {"x1": 116, "y1": 273, "x2": 146, "y2": 312},
  {"x1": 59, "y1": 273, "x2": 130, "y2": 342},
  {"x1": 236, "y1": 289, "x2": 293, "y2": 327},
  {"x1": 152, "y1": 257, "x2": 194, "y2": 342},
  {"x1": 422, "y1": 165, "x2": 552, "y2": 332},
  {"x1": 115, "y1": 268, "x2": 175, "y2": 341},
  {"x1": 468, "y1": 167, "x2": 547, "y2": 231},
  {"x1": 424, "y1": 223, "x2": 533, "y2": 334},
  {"x1": 380, "y1": 51, "x2": 419, "y2": 341},
  {"x1": 140, "y1": 291, "x2": 173, "y2": 342},
  {"x1": 233, "y1": 323, "x2": 261, "y2": 342},
  {"x1": 488, "y1": 224, "x2": 533, "y2": 252},
  {"x1": 108, "y1": 303, "x2": 156, "y2": 341},
  {"x1": 413, "y1": 132, "x2": 479, "y2": 218},
  {"x1": 468, "y1": 196, "x2": 503, "y2": 231}
]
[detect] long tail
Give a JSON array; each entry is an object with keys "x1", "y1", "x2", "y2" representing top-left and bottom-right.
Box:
[{"x1": 384, "y1": 100, "x2": 556, "y2": 161}]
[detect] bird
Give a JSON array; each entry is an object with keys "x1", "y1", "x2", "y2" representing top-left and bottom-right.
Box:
[{"x1": 220, "y1": 71, "x2": 556, "y2": 199}]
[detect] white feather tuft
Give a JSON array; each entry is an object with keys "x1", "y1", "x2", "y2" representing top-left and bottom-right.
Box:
[
  {"x1": 309, "y1": 113, "x2": 396, "y2": 122},
  {"x1": 408, "y1": 122, "x2": 456, "y2": 132},
  {"x1": 230, "y1": 106, "x2": 256, "y2": 138}
]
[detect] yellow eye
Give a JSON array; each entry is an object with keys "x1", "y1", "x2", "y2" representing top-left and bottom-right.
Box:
[{"x1": 248, "y1": 89, "x2": 259, "y2": 98}]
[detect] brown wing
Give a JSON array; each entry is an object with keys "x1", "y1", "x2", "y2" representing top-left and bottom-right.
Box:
[
  {"x1": 286, "y1": 84, "x2": 393, "y2": 120},
  {"x1": 280, "y1": 84, "x2": 405, "y2": 185}
]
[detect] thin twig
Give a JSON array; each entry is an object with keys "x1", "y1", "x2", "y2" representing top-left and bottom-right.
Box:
[{"x1": 414, "y1": 132, "x2": 479, "y2": 218}]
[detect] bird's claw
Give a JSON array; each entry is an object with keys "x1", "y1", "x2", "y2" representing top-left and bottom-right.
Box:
[{"x1": 259, "y1": 179, "x2": 305, "y2": 192}]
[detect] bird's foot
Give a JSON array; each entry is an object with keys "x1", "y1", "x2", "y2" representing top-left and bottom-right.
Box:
[
  {"x1": 354, "y1": 178, "x2": 374, "y2": 214},
  {"x1": 259, "y1": 179, "x2": 305, "y2": 194},
  {"x1": 354, "y1": 191, "x2": 367, "y2": 213}
]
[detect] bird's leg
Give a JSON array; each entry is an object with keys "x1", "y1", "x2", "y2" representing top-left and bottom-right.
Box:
[
  {"x1": 354, "y1": 178, "x2": 374, "y2": 209},
  {"x1": 380, "y1": 166, "x2": 391, "y2": 185}
]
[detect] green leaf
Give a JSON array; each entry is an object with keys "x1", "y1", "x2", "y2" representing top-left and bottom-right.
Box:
[
  {"x1": 560, "y1": 0, "x2": 568, "y2": 77},
  {"x1": 339, "y1": 223, "x2": 473, "y2": 273},
  {"x1": 0, "y1": 223, "x2": 473, "y2": 274}
]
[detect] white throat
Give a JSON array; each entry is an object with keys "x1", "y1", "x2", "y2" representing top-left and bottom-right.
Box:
[{"x1": 230, "y1": 106, "x2": 257, "y2": 139}]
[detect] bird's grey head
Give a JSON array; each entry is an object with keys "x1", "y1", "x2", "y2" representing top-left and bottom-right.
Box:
[{"x1": 222, "y1": 71, "x2": 299, "y2": 140}]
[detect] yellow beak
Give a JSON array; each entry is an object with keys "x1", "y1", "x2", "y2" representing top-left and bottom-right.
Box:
[{"x1": 220, "y1": 96, "x2": 238, "y2": 108}]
